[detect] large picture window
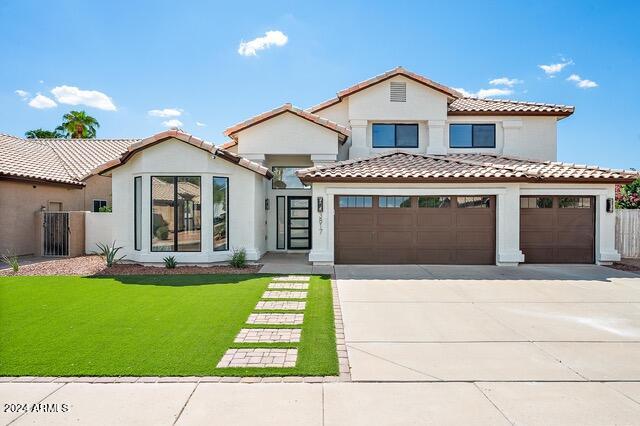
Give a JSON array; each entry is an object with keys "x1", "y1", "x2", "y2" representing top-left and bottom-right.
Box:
[
  {"x1": 272, "y1": 167, "x2": 309, "y2": 189},
  {"x1": 450, "y1": 124, "x2": 496, "y2": 148},
  {"x1": 134, "y1": 176, "x2": 142, "y2": 251},
  {"x1": 213, "y1": 177, "x2": 229, "y2": 251},
  {"x1": 372, "y1": 123, "x2": 419, "y2": 148},
  {"x1": 151, "y1": 176, "x2": 201, "y2": 252}
]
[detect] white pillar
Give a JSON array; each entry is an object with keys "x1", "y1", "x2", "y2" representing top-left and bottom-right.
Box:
[
  {"x1": 348, "y1": 119, "x2": 368, "y2": 159},
  {"x1": 426, "y1": 120, "x2": 446, "y2": 155},
  {"x1": 496, "y1": 185, "x2": 525, "y2": 265},
  {"x1": 596, "y1": 187, "x2": 621, "y2": 264}
]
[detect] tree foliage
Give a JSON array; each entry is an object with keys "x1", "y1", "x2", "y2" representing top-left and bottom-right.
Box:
[
  {"x1": 24, "y1": 128, "x2": 64, "y2": 139},
  {"x1": 616, "y1": 179, "x2": 640, "y2": 209},
  {"x1": 56, "y1": 110, "x2": 100, "y2": 138}
]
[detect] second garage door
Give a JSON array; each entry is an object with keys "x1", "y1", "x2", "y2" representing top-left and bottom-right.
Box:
[
  {"x1": 334, "y1": 195, "x2": 496, "y2": 265},
  {"x1": 520, "y1": 196, "x2": 595, "y2": 263}
]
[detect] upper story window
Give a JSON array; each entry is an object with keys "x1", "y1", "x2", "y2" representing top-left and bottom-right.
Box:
[
  {"x1": 272, "y1": 167, "x2": 310, "y2": 189},
  {"x1": 450, "y1": 124, "x2": 496, "y2": 148},
  {"x1": 372, "y1": 123, "x2": 418, "y2": 148}
]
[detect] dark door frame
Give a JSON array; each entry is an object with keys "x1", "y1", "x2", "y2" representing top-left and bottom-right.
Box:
[{"x1": 287, "y1": 196, "x2": 312, "y2": 250}]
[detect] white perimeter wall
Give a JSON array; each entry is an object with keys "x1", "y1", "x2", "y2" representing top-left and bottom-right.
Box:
[
  {"x1": 85, "y1": 212, "x2": 114, "y2": 254},
  {"x1": 309, "y1": 182, "x2": 619, "y2": 266}
]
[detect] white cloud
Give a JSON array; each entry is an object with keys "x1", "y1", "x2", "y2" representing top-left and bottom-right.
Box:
[
  {"x1": 162, "y1": 119, "x2": 183, "y2": 128},
  {"x1": 50, "y1": 85, "x2": 117, "y2": 111},
  {"x1": 28, "y1": 94, "x2": 57, "y2": 109},
  {"x1": 539, "y1": 60, "x2": 573, "y2": 75},
  {"x1": 148, "y1": 108, "x2": 182, "y2": 118},
  {"x1": 453, "y1": 87, "x2": 513, "y2": 98},
  {"x1": 567, "y1": 74, "x2": 598, "y2": 89},
  {"x1": 489, "y1": 77, "x2": 522, "y2": 87},
  {"x1": 196, "y1": 121, "x2": 207, "y2": 127},
  {"x1": 15, "y1": 89, "x2": 30, "y2": 99},
  {"x1": 238, "y1": 30, "x2": 288, "y2": 56}
]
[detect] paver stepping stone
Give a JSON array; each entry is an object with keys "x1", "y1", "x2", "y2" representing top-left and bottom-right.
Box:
[
  {"x1": 268, "y1": 282, "x2": 309, "y2": 290},
  {"x1": 255, "y1": 301, "x2": 306, "y2": 311},
  {"x1": 247, "y1": 313, "x2": 304, "y2": 325},
  {"x1": 273, "y1": 276, "x2": 311, "y2": 282},
  {"x1": 262, "y1": 291, "x2": 307, "y2": 299},
  {"x1": 217, "y1": 348, "x2": 298, "y2": 368},
  {"x1": 234, "y1": 328, "x2": 302, "y2": 343}
]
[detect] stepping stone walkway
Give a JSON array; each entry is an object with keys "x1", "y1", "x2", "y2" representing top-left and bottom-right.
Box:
[
  {"x1": 268, "y1": 282, "x2": 309, "y2": 290},
  {"x1": 217, "y1": 276, "x2": 312, "y2": 370},
  {"x1": 247, "y1": 313, "x2": 304, "y2": 325},
  {"x1": 273, "y1": 276, "x2": 311, "y2": 282},
  {"x1": 217, "y1": 348, "x2": 298, "y2": 368},
  {"x1": 262, "y1": 291, "x2": 307, "y2": 299},
  {"x1": 234, "y1": 328, "x2": 301, "y2": 343},
  {"x1": 255, "y1": 301, "x2": 306, "y2": 310}
]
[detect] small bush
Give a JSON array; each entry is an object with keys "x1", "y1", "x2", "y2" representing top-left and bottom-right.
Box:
[
  {"x1": 163, "y1": 256, "x2": 177, "y2": 269},
  {"x1": 94, "y1": 242, "x2": 125, "y2": 267},
  {"x1": 156, "y1": 226, "x2": 169, "y2": 240},
  {"x1": 98, "y1": 205, "x2": 112, "y2": 213},
  {"x1": 1, "y1": 251, "x2": 19, "y2": 273},
  {"x1": 229, "y1": 248, "x2": 246, "y2": 268}
]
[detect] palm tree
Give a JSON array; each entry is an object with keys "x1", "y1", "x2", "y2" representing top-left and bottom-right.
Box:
[
  {"x1": 25, "y1": 128, "x2": 64, "y2": 139},
  {"x1": 56, "y1": 110, "x2": 100, "y2": 138}
]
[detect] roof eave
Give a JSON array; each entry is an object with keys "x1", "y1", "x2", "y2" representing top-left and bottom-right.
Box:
[{"x1": 299, "y1": 176, "x2": 636, "y2": 184}]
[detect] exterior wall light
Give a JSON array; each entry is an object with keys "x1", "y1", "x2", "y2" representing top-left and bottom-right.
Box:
[
  {"x1": 265, "y1": 198, "x2": 270, "y2": 210},
  {"x1": 606, "y1": 197, "x2": 614, "y2": 213},
  {"x1": 317, "y1": 196, "x2": 324, "y2": 212}
]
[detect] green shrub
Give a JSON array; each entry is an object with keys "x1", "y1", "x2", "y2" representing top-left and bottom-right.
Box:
[
  {"x1": 98, "y1": 205, "x2": 112, "y2": 212},
  {"x1": 163, "y1": 256, "x2": 177, "y2": 269},
  {"x1": 616, "y1": 179, "x2": 640, "y2": 209},
  {"x1": 229, "y1": 248, "x2": 246, "y2": 268},
  {"x1": 94, "y1": 242, "x2": 125, "y2": 267},
  {"x1": 155, "y1": 226, "x2": 169, "y2": 240},
  {"x1": 1, "y1": 251, "x2": 19, "y2": 273}
]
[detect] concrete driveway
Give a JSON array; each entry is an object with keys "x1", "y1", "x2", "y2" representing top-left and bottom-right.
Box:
[{"x1": 336, "y1": 264, "x2": 640, "y2": 382}]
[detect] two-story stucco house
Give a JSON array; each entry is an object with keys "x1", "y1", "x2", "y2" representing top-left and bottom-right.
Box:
[{"x1": 90, "y1": 67, "x2": 638, "y2": 266}]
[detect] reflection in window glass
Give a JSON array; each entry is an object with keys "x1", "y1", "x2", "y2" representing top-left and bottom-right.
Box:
[
  {"x1": 559, "y1": 197, "x2": 591, "y2": 208},
  {"x1": 213, "y1": 177, "x2": 229, "y2": 251},
  {"x1": 151, "y1": 176, "x2": 175, "y2": 252},
  {"x1": 177, "y1": 177, "x2": 201, "y2": 252},
  {"x1": 520, "y1": 197, "x2": 553, "y2": 209},
  {"x1": 418, "y1": 196, "x2": 451, "y2": 208},
  {"x1": 276, "y1": 196, "x2": 285, "y2": 250},
  {"x1": 379, "y1": 196, "x2": 412, "y2": 208},
  {"x1": 450, "y1": 124, "x2": 496, "y2": 148},
  {"x1": 457, "y1": 196, "x2": 490, "y2": 208},
  {"x1": 338, "y1": 196, "x2": 373, "y2": 208},
  {"x1": 372, "y1": 124, "x2": 395, "y2": 148},
  {"x1": 134, "y1": 177, "x2": 142, "y2": 251},
  {"x1": 272, "y1": 167, "x2": 310, "y2": 189}
]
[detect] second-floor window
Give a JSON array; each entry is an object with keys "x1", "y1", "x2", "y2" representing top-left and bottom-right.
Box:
[
  {"x1": 450, "y1": 124, "x2": 496, "y2": 148},
  {"x1": 272, "y1": 167, "x2": 310, "y2": 189},
  {"x1": 372, "y1": 123, "x2": 418, "y2": 148}
]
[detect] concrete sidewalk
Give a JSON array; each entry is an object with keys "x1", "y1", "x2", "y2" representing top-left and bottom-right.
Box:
[{"x1": 3, "y1": 381, "x2": 640, "y2": 425}]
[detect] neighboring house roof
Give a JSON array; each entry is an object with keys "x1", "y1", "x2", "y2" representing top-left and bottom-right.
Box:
[
  {"x1": 306, "y1": 66, "x2": 574, "y2": 119},
  {"x1": 308, "y1": 66, "x2": 463, "y2": 113},
  {"x1": 89, "y1": 130, "x2": 272, "y2": 179},
  {"x1": 152, "y1": 178, "x2": 201, "y2": 203},
  {"x1": 448, "y1": 98, "x2": 574, "y2": 117},
  {"x1": 223, "y1": 103, "x2": 351, "y2": 141},
  {"x1": 0, "y1": 134, "x2": 84, "y2": 186},
  {"x1": 297, "y1": 152, "x2": 639, "y2": 184},
  {"x1": 219, "y1": 140, "x2": 238, "y2": 150}
]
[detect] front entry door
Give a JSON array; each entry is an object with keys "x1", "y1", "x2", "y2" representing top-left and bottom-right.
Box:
[{"x1": 287, "y1": 196, "x2": 311, "y2": 250}]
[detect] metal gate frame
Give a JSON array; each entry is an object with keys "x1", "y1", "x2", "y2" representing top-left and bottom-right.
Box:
[{"x1": 43, "y1": 212, "x2": 70, "y2": 256}]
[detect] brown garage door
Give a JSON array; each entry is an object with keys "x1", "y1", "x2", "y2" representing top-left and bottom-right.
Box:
[
  {"x1": 334, "y1": 195, "x2": 496, "y2": 264},
  {"x1": 520, "y1": 196, "x2": 595, "y2": 263}
]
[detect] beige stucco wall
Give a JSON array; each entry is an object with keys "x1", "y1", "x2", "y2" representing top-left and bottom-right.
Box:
[{"x1": 0, "y1": 177, "x2": 112, "y2": 256}]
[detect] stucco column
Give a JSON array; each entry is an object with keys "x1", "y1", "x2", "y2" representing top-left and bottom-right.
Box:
[
  {"x1": 426, "y1": 120, "x2": 446, "y2": 155},
  {"x1": 501, "y1": 120, "x2": 523, "y2": 158},
  {"x1": 348, "y1": 119, "x2": 368, "y2": 159},
  {"x1": 596, "y1": 187, "x2": 621, "y2": 264},
  {"x1": 496, "y1": 185, "x2": 525, "y2": 265}
]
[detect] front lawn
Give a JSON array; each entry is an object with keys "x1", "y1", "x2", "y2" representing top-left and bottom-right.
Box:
[{"x1": 0, "y1": 274, "x2": 337, "y2": 377}]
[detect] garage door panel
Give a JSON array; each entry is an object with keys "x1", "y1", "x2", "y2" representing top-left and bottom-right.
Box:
[
  {"x1": 377, "y1": 231, "x2": 414, "y2": 246},
  {"x1": 335, "y1": 195, "x2": 495, "y2": 265},
  {"x1": 520, "y1": 196, "x2": 594, "y2": 264}
]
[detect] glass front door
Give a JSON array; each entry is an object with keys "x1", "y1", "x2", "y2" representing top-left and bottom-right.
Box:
[{"x1": 287, "y1": 196, "x2": 311, "y2": 249}]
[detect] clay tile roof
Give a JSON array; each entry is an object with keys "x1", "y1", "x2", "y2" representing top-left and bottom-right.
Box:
[
  {"x1": 223, "y1": 103, "x2": 351, "y2": 140},
  {"x1": 448, "y1": 97, "x2": 575, "y2": 117},
  {"x1": 297, "y1": 152, "x2": 638, "y2": 184},
  {"x1": 89, "y1": 129, "x2": 272, "y2": 179},
  {"x1": 308, "y1": 66, "x2": 463, "y2": 113},
  {"x1": 0, "y1": 134, "x2": 82, "y2": 185},
  {"x1": 219, "y1": 140, "x2": 237, "y2": 150}
]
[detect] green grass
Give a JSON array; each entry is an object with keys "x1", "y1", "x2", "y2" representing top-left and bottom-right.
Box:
[{"x1": 0, "y1": 274, "x2": 337, "y2": 377}]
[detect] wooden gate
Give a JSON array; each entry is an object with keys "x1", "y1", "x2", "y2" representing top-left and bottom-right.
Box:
[{"x1": 43, "y1": 212, "x2": 70, "y2": 256}]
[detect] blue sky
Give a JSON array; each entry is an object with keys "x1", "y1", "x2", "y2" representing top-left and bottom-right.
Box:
[{"x1": 1, "y1": 0, "x2": 638, "y2": 168}]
